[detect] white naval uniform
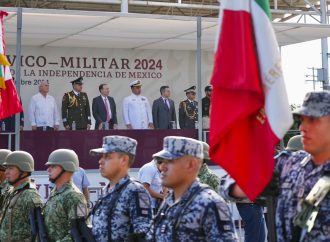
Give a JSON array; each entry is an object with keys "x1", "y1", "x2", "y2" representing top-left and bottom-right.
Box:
[{"x1": 122, "y1": 94, "x2": 153, "y2": 129}]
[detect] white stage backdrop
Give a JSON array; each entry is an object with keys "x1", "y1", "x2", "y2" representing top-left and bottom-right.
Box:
[{"x1": 7, "y1": 46, "x2": 214, "y2": 129}]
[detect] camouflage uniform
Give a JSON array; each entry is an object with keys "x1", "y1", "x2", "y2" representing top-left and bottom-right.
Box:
[
  {"x1": 44, "y1": 181, "x2": 87, "y2": 242},
  {"x1": 0, "y1": 180, "x2": 43, "y2": 242},
  {"x1": 275, "y1": 151, "x2": 330, "y2": 242},
  {"x1": 198, "y1": 163, "x2": 220, "y2": 191},
  {"x1": 91, "y1": 175, "x2": 152, "y2": 242},
  {"x1": 151, "y1": 136, "x2": 238, "y2": 242},
  {"x1": 90, "y1": 135, "x2": 153, "y2": 242},
  {"x1": 0, "y1": 179, "x2": 11, "y2": 210},
  {"x1": 153, "y1": 180, "x2": 238, "y2": 242},
  {"x1": 62, "y1": 90, "x2": 91, "y2": 130}
]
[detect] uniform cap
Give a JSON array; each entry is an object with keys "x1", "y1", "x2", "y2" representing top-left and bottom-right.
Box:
[
  {"x1": 129, "y1": 80, "x2": 142, "y2": 87},
  {"x1": 45, "y1": 149, "x2": 79, "y2": 172},
  {"x1": 3, "y1": 151, "x2": 34, "y2": 172},
  {"x1": 286, "y1": 135, "x2": 303, "y2": 152},
  {"x1": 0, "y1": 149, "x2": 11, "y2": 170},
  {"x1": 204, "y1": 85, "x2": 212, "y2": 92},
  {"x1": 293, "y1": 91, "x2": 330, "y2": 117},
  {"x1": 184, "y1": 86, "x2": 196, "y2": 93},
  {"x1": 70, "y1": 77, "x2": 83, "y2": 85},
  {"x1": 153, "y1": 136, "x2": 203, "y2": 160},
  {"x1": 201, "y1": 142, "x2": 210, "y2": 160},
  {"x1": 90, "y1": 135, "x2": 137, "y2": 156}
]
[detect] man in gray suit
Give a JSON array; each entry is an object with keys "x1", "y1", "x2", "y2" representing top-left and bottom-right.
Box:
[{"x1": 152, "y1": 86, "x2": 176, "y2": 129}]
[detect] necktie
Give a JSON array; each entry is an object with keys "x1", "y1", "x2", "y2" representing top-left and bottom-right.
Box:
[
  {"x1": 104, "y1": 98, "x2": 111, "y2": 121},
  {"x1": 164, "y1": 99, "x2": 170, "y2": 109}
]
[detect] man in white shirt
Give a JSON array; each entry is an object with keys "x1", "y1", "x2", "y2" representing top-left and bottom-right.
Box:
[
  {"x1": 28, "y1": 81, "x2": 60, "y2": 131},
  {"x1": 122, "y1": 80, "x2": 154, "y2": 129},
  {"x1": 138, "y1": 158, "x2": 166, "y2": 213}
]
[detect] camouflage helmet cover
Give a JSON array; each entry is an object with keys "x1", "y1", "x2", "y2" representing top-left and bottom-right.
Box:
[
  {"x1": 3, "y1": 151, "x2": 34, "y2": 172},
  {"x1": 0, "y1": 149, "x2": 12, "y2": 170},
  {"x1": 46, "y1": 149, "x2": 79, "y2": 172}
]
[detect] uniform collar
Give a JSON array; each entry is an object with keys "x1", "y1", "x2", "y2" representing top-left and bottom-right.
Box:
[
  {"x1": 105, "y1": 175, "x2": 130, "y2": 194},
  {"x1": 13, "y1": 180, "x2": 30, "y2": 191},
  {"x1": 166, "y1": 179, "x2": 199, "y2": 206}
]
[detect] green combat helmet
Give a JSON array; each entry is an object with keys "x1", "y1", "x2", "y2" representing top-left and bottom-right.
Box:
[
  {"x1": 286, "y1": 135, "x2": 303, "y2": 152},
  {"x1": 46, "y1": 149, "x2": 79, "y2": 172},
  {"x1": 3, "y1": 151, "x2": 34, "y2": 172},
  {"x1": 0, "y1": 149, "x2": 11, "y2": 170}
]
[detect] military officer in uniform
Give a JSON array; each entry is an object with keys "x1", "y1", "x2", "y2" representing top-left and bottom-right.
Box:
[
  {"x1": 179, "y1": 86, "x2": 198, "y2": 129},
  {"x1": 122, "y1": 80, "x2": 154, "y2": 129},
  {"x1": 0, "y1": 149, "x2": 11, "y2": 210},
  {"x1": 222, "y1": 91, "x2": 330, "y2": 242},
  {"x1": 202, "y1": 85, "x2": 212, "y2": 129},
  {"x1": 0, "y1": 151, "x2": 43, "y2": 241},
  {"x1": 44, "y1": 149, "x2": 88, "y2": 241},
  {"x1": 62, "y1": 77, "x2": 92, "y2": 130},
  {"x1": 151, "y1": 136, "x2": 238, "y2": 241},
  {"x1": 90, "y1": 135, "x2": 152, "y2": 242}
]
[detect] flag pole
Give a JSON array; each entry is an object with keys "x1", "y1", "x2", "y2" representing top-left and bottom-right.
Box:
[
  {"x1": 196, "y1": 16, "x2": 203, "y2": 141},
  {"x1": 15, "y1": 7, "x2": 22, "y2": 151}
]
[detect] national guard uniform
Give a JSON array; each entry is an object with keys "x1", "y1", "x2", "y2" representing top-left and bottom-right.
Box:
[
  {"x1": 0, "y1": 149, "x2": 11, "y2": 210},
  {"x1": 62, "y1": 77, "x2": 91, "y2": 130},
  {"x1": 44, "y1": 149, "x2": 88, "y2": 242},
  {"x1": 151, "y1": 136, "x2": 238, "y2": 242},
  {"x1": 0, "y1": 151, "x2": 43, "y2": 242},
  {"x1": 179, "y1": 86, "x2": 198, "y2": 129},
  {"x1": 275, "y1": 91, "x2": 330, "y2": 242},
  {"x1": 90, "y1": 136, "x2": 153, "y2": 242}
]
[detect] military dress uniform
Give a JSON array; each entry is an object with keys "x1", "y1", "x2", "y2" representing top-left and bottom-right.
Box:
[
  {"x1": 91, "y1": 175, "x2": 152, "y2": 242},
  {"x1": 178, "y1": 99, "x2": 198, "y2": 129},
  {"x1": 44, "y1": 181, "x2": 87, "y2": 242},
  {"x1": 275, "y1": 151, "x2": 330, "y2": 242},
  {"x1": 153, "y1": 180, "x2": 238, "y2": 242},
  {"x1": 62, "y1": 90, "x2": 91, "y2": 130},
  {"x1": 0, "y1": 181, "x2": 43, "y2": 242}
]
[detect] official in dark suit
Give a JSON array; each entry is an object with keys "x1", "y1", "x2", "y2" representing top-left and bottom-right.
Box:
[
  {"x1": 92, "y1": 83, "x2": 118, "y2": 130},
  {"x1": 152, "y1": 86, "x2": 176, "y2": 129},
  {"x1": 179, "y1": 86, "x2": 198, "y2": 129}
]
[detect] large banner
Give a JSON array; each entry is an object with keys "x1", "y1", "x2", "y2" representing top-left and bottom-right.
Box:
[{"x1": 7, "y1": 46, "x2": 214, "y2": 129}]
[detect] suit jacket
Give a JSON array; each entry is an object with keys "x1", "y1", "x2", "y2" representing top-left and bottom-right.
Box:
[
  {"x1": 152, "y1": 97, "x2": 176, "y2": 129},
  {"x1": 92, "y1": 95, "x2": 117, "y2": 129}
]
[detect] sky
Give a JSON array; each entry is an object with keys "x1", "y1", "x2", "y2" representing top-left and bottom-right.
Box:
[{"x1": 281, "y1": 39, "x2": 325, "y2": 105}]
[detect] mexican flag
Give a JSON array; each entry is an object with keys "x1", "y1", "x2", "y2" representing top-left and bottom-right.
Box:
[
  {"x1": 0, "y1": 11, "x2": 23, "y2": 120},
  {"x1": 209, "y1": 0, "x2": 292, "y2": 200}
]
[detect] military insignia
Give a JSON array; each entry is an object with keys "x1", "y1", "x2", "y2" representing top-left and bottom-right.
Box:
[
  {"x1": 138, "y1": 192, "x2": 150, "y2": 209},
  {"x1": 256, "y1": 108, "x2": 266, "y2": 124},
  {"x1": 67, "y1": 92, "x2": 78, "y2": 108},
  {"x1": 76, "y1": 202, "x2": 87, "y2": 217}
]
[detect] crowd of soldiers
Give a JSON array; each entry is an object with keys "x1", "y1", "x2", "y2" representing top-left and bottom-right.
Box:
[
  {"x1": 0, "y1": 78, "x2": 212, "y2": 131},
  {"x1": 0, "y1": 90, "x2": 329, "y2": 242}
]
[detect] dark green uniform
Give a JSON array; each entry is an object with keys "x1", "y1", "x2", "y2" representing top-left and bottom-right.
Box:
[
  {"x1": 62, "y1": 91, "x2": 91, "y2": 130},
  {"x1": 178, "y1": 99, "x2": 198, "y2": 129},
  {"x1": 201, "y1": 96, "x2": 210, "y2": 117}
]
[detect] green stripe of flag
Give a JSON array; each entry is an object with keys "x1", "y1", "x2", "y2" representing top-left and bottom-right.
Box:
[{"x1": 255, "y1": 0, "x2": 272, "y2": 20}]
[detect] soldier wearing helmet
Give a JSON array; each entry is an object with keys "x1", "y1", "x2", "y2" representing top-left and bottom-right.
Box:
[
  {"x1": 0, "y1": 149, "x2": 11, "y2": 210},
  {"x1": 43, "y1": 149, "x2": 88, "y2": 241},
  {"x1": 0, "y1": 151, "x2": 43, "y2": 241},
  {"x1": 90, "y1": 135, "x2": 152, "y2": 242}
]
